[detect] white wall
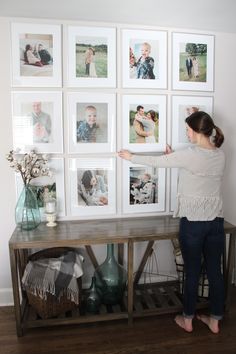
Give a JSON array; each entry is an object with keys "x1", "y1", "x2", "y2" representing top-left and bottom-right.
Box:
[{"x1": 0, "y1": 16, "x2": 236, "y2": 305}]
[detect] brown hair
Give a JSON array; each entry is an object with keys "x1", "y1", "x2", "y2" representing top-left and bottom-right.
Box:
[{"x1": 185, "y1": 111, "x2": 224, "y2": 148}]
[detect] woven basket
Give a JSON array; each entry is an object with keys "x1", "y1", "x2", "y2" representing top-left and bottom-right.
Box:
[{"x1": 26, "y1": 247, "x2": 82, "y2": 319}]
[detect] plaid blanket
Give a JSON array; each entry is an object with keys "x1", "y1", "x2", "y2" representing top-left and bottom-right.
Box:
[{"x1": 22, "y1": 251, "x2": 83, "y2": 305}]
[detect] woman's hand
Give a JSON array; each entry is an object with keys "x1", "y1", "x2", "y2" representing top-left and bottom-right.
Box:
[
  {"x1": 118, "y1": 150, "x2": 132, "y2": 161},
  {"x1": 165, "y1": 144, "x2": 173, "y2": 154}
]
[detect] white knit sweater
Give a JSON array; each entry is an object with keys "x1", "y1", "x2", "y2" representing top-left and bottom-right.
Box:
[{"x1": 131, "y1": 146, "x2": 225, "y2": 221}]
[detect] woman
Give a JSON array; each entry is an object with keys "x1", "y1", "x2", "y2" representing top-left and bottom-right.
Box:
[
  {"x1": 134, "y1": 110, "x2": 157, "y2": 143},
  {"x1": 24, "y1": 44, "x2": 43, "y2": 67},
  {"x1": 118, "y1": 111, "x2": 225, "y2": 334},
  {"x1": 79, "y1": 170, "x2": 107, "y2": 206},
  {"x1": 89, "y1": 48, "x2": 97, "y2": 78}
]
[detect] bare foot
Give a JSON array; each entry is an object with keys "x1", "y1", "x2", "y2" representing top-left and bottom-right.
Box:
[
  {"x1": 197, "y1": 314, "x2": 220, "y2": 334},
  {"x1": 174, "y1": 315, "x2": 193, "y2": 332}
]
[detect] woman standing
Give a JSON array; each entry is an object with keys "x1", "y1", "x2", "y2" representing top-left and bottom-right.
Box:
[{"x1": 118, "y1": 111, "x2": 225, "y2": 334}]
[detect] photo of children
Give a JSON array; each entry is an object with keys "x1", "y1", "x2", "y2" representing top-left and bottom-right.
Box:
[
  {"x1": 77, "y1": 169, "x2": 108, "y2": 206},
  {"x1": 129, "y1": 39, "x2": 158, "y2": 80},
  {"x1": 19, "y1": 33, "x2": 53, "y2": 77},
  {"x1": 76, "y1": 36, "x2": 108, "y2": 78},
  {"x1": 76, "y1": 103, "x2": 108, "y2": 143},
  {"x1": 129, "y1": 104, "x2": 159, "y2": 144},
  {"x1": 179, "y1": 42, "x2": 207, "y2": 82},
  {"x1": 129, "y1": 167, "x2": 158, "y2": 205}
]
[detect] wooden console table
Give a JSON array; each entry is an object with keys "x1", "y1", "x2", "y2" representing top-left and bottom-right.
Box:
[{"x1": 9, "y1": 215, "x2": 236, "y2": 336}]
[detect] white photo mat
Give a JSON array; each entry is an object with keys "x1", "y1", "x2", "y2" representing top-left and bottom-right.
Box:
[
  {"x1": 67, "y1": 92, "x2": 116, "y2": 153},
  {"x1": 122, "y1": 160, "x2": 166, "y2": 214},
  {"x1": 12, "y1": 91, "x2": 63, "y2": 153},
  {"x1": 172, "y1": 32, "x2": 214, "y2": 91},
  {"x1": 122, "y1": 94, "x2": 167, "y2": 152},
  {"x1": 69, "y1": 157, "x2": 116, "y2": 217},
  {"x1": 122, "y1": 29, "x2": 167, "y2": 88},
  {"x1": 11, "y1": 22, "x2": 62, "y2": 87},
  {"x1": 67, "y1": 25, "x2": 116, "y2": 87}
]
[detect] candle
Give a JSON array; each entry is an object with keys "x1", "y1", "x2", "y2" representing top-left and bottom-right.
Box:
[{"x1": 45, "y1": 199, "x2": 56, "y2": 214}]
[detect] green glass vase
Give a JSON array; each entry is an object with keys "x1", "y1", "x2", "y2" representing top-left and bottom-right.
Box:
[
  {"x1": 94, "y1": 244, "x2": 127, "y2": 305},
  {"x1": 15, "y1": 185, "x2": 41, "y2": 231},
  {"x1": 85, "y1": 276, "x2": 101, "y2": 314}
]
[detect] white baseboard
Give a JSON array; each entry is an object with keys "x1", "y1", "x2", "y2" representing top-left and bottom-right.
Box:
[{"x1": 0, "y1": 288, "x2": 13, "y2": 306}]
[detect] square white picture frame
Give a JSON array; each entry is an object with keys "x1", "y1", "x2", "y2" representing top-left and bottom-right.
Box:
[
  {"x1": 69, "y1": 157, "x2": 116, "y2": 217},
  {"x1": 172, "y1": 32, "x2": 214, "y2": 91},
  {"x1": 67, "y1": 25, "x2": 116, "y2": 87},
  {"x1": 171, "y1": 95, "x2": 213, "y2": 149},
  {"x1": 12, "y1": 91, "x2": 63, "y2": 153},
  {"x1": 122, "y1": 29, "x2": 167, "y2": 88},
  {"x1": 122, "y1": 160, "x2": 166, "y2": 214},
  {"x1": 122, "y1": 94, "x2": 167, "y2": 152},
  {"x1": 15, "y1": 158, "x2": 65, "y2": 219},
  {"x1": 67, "y1": 92, "x2": 116, "y2": 153},
  {"x1": 11, "y1": 22, "x2": 62, "y2": 87}
]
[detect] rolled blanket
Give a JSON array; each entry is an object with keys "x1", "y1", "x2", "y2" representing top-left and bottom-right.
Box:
[{"x1": 22, "y1": 251, "x2": 83, "y2": 305}]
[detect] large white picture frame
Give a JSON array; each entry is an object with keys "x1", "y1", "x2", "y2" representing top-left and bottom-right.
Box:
[
  {"x1": 67, "y1": 25, "x2": 116, "y2": 87},
  {"x1": 171, "y1": 95, "x2": 213, "y2": 149},
  {"x1": 122, "y1": 29, "x2": 167, "y2": 88},
  {"x1": 69, "y1": 158, "x2": 116, "y2": 217},
  {"x1": 122, "y1": 160, "x2": 166, "y2": 214},
  {"x1": 11, "y1": 22, "x2": 62, "y2": 87},
  {"x1": 122, "y1": 94, "x2": 166, "y2": 152},
  {"x1": 172, "y1": 32, "x2": 214, "y2": 91},
  {"x1": 12, "y1": 91, "x2": 63, "y2": 153},
  {"x1": 67, "y1": 92, "x2": 116, "y2": 153},
  {"x1": 15, "y1": 158, "x2": 65, "y2": 219}
]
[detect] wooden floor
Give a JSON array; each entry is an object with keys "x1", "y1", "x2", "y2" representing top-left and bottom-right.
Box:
[{"x1": 1, "y1": 287, "x2": 236, "y2": 354}]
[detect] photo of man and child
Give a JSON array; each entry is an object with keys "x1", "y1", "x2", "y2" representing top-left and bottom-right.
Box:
[
  {"x1": 129, "y1": 167, "x2": 158, "y2": 205},
  {"x1": 129, "y1": 104, "x2": 159, "y2": 144},
  {"x1": 76, "y1": 103, "x2": 108, "y2": 143},
  {"x1": 77, "y1": 169, "x2": 108, "y2": 207},
  {"x1": 129, "y1": 41, "x2": 157, "y2": 80}
]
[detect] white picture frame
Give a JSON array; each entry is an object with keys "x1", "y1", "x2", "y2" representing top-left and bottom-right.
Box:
[
  {"x1": 172, "y1": 32, "x2": 214, "y2": 91},
  {"x1": 69, "y1": 158, "x2": 116, "y2": 217},
  {"x1": 171, "y1": 95, "x2": 213, "y2": 149},
  {"x1": 122, "y1": 29, "x2": 167, "y2": 88},
  {"x1": 67, "y1": 25, "x2": 116, "y2": 87},
  {"x1": 122, "y1": 94, "x2": 166, "y2": 152},
  {"x1": 67, "y1": 92, "x2": 116, "y2": 153},
  {"x1": 122, "y1": 160, "x2": 166, "y2": 214},
  {"x1": 11, "y1": 22, "x2": 62, "y2": 87},
  {"x1": 15, "y1": 158, "x2": 65, "y2": 219},
  {"x1": 12, "y1": 91, "x2": 63, "y2": 153}
]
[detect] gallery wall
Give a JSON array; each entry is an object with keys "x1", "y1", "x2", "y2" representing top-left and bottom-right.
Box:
[{"x1": 0, "y1": 16, "x2": 236, "y2": 305}]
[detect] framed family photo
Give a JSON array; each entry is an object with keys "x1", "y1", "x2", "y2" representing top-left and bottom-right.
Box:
[
  {"x1": 11, "y1": 22, "x2": 61, "y2": 87},
  {"x1": 171, "y1": 95, "x2": 213, "y2": 149},
  {"x1": 122, "y1": 94, "x2": 166, "y2": 152},
  {"x1": 67, "y1": 92, "x2": 116, "y2": 153},
  {"x1": 122, "y1": 29, "x2": 167, "y2": 88},
  {"x1": 12, "y1": 91, "x2": 63, "y2": 153},
  {"x1": 172, "y1": 32, "x2": 214, "y2": 91},
  {"x1": 122, "y1": 160, "x2": 166, "y2": 214},
  {"x1": 15, "y1": 158, "x2": 65, "y2": 219},
  {"x1": 69, "y1": 158, "x2": 116, "y2": 217},
  {"x1": 67, "y1": 25, "x2": 116, "y2": 87}
]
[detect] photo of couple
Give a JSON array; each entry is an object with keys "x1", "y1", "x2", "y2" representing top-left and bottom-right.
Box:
[
  {"x1": 75, "y1": 36, "x2": 108, "y2": 78},
  {"x1": 179, "y1": 42, "x2": 207, "y2": 82},
  {"x1": 129, "y1": 104, "x2": 159, "y2": 144},
  {"x1": 129, "y1": 167, "x2": 158, "y2": 205}
]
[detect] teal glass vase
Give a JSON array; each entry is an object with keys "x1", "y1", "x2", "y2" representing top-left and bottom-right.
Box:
[
  {"x1": 85, "y1": 276, "x2": 101, "y2": 314},
  {"x1": 15, "y1": 185, "x2": 41, "y2": 231},
  {"x1": 94, "y1": 244, "x2": 127, "y2": 305}
]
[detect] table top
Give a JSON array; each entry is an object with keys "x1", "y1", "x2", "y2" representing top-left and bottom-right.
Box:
[{"x1": 9, "y1": 215, "x2": 236, "y2": 250}]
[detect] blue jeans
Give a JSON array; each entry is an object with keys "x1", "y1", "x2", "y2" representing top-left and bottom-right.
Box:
[{"x1": 179, "y1": 217, "x2": 225, "y2": 320}]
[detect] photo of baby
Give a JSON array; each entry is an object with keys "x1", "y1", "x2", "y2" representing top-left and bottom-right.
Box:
[{"x1": 129, "y1": 167, "x2": 158, "y2": 205}]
